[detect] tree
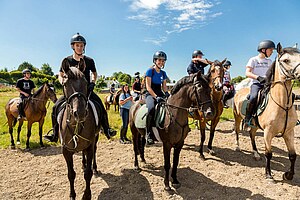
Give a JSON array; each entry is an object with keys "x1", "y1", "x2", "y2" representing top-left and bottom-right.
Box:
[
  {"x1": 41, "y1": 63, "x2": 54, "y2": 76},
  {"x1": 18, "y1": 61, "x2": 38, "y2": 72},
  {"x1": 231, "y1": 76, "x2": 246, "y2": 84},
  {"x1": 118, "y1": 73, "x2": 131, "y2": 84},
  {"x1": 0, "y1": 67, "x2": 8, "y2": 72}
]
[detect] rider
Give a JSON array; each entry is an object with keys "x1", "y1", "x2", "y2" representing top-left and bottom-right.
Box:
[
  {"x1": 222, "y1": 60, "x2": 234, "y2": 108},
  {"x1": 44, "y1": 33, "x2": 116, "y2": 142},
  {"x1": 132, "y1": 72, "x2": 142, "y2": 101},
  {"x1": 16, "y1": 69, "x2": 36, "y2": 120},
  {"x1": 109, "y1": 83, "x2": 116, "y2": 103},
  {"x1": 244, "y1": 40, "x2": 275, "y2": 129},
  {"x1": 187, "y1": 50, "x2": 209, "y2": 75},
  {"x1": 145, "y1": 51, "x2": 169, "y2": 145}
]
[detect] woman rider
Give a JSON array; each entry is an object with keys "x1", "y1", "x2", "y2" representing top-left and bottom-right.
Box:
[{"x1": 145, "y1": 51, "x2": 170, "y2": 145}]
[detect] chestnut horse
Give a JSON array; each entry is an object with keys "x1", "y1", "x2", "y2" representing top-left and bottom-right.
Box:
[
  {"x1": 189, "y1": 59, "x2": 226, "y2": 159},
  {"x1": 104, "y1": 89, "x2": 121, "y2": 111},
  {"x1": 129, "y1": 71, "x2": 214, "y2": 191},
  {"x1": 5, "y1": 82, "x2": 57, "y2": 149},
  {"x1": 233, "y1": 43, "x2": 300, "y2": 181},
  {"x1": 60, "y1": 60, "x2": 101, "y2": 200}
]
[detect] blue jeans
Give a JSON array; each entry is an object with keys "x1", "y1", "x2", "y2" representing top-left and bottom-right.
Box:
[
  {"x1": 249, "y1": 83, "x2": 263, "y2": 104},
  {"x1": 120, "y1": 108, "x2": 129, "y2": 129}
]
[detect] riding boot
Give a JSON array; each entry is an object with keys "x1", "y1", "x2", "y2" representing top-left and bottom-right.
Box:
[
  {"x1": 17, "y1": 101, "x2": 23, "y2": 120},
  {"x1": 244, "y1": 102, "x2": 255, "y2": 129},
  {"x1": 222, "y1": 94, "x2": 229, "y2": 108},
  {"x1": 44, "y1": 113, "x2": 59, "y2": 142},
  {"x1": 123, "y1": 127, "x2": 131, "y2": 143},
  {"x1": 101, "y1": 110, "x2": 117, "y2": 140},
  {"x1": 146, "y1": 112, "x2": 154, "y2": 145}
]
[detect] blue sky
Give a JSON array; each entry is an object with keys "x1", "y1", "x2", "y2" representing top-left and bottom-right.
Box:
[{"x1": 0, "y1": 0, "x2": 299, "y2": 81}]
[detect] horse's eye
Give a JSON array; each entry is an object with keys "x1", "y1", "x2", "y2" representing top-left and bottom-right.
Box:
[{"x1": 283, "y1": 59, "x2": 289, "y2": 63}]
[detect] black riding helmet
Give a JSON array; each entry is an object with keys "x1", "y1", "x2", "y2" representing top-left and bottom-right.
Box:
[
  {"x1": 223, "y1": 60, "x2": 232, "y2": 66},
  {"x1": 153, "y1": 51, "x2": 167, "y2": 63},
  {"x1": 70, "y1": 33, "x2": 86, "y2": 45},
  {"x1": 22, "y1": 69, "x2": 31, "y2": 74},
  {"x1": 192, "y1": 50, "x2": 204, "y2": 58},
  {"x1": 257, "y1": 40, "x2": 275, "y2": 52}
]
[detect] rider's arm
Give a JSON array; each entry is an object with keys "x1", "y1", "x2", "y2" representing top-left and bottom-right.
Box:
[
  {"x1": 58, "y1": 71, "x2": 65, "y2": 85},
  {"x1": 162, "y1": 79, "x2": 168, "y2": 93},
  {"x1": 146, "y1": 76, "x2": 157, "y2": 98},
  {"x1": 245, "y1": 66, "x2": 259, "y2": 79},
  {"x1": 91, "y1": 71, "x2": 97, "y2": 83},
  {"x1": 16, "y1": 88, "x2": 29, "y2": 97}
]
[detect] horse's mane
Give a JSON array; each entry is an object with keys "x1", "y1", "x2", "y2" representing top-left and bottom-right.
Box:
[
  {"x1": 171, "y1": 75, "x2": 193, "y2": 95},
  {"x1": 66, "y1": 67, "x2": 85, "y2": 80},
  {"x1": 32, "y1": 84, "x2": 44, "y2": 98},
  {"x1": 265, "y1": 47, "x2": 300, "y2": 84}
]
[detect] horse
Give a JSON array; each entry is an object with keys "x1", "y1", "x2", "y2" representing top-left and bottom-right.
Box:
[
  {"x1": 129, "y1": 71, "x2": 214, "y2": 191},
  {"x1": 5, "y1": 82, "x2": 57, "y2": 149},
  {"x1": 189, "y1": 59, "x2": 226, "y2": 160},
  {"x1": 104, "y1": 89, "x2": 121, "y2": 111},
  {"x1": 233, "y1": 43, "x2": 300, "y2": 181},
  {"x1": 59, "y1": 60, "x2": 101, "y2": 200}
]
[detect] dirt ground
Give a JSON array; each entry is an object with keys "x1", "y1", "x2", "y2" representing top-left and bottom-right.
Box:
[{"x1": 1, "y1": 120, "x2": 300, "y2": 200}]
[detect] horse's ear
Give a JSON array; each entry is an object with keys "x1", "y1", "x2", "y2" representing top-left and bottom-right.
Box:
[
  {"x1": 78, "y1": 58, "x2": 86, "y2": 72},
  {"x1": 62, "y1": 58, "x2": 70, "y2": 73},
  {"x1": 221, "y1": 58, "x2": 227, "y2": 66},
  {"x1": 277, "y1": 43, "x2": 283, "y2": 54},
  {"x1": 206, "y1": 59, "x2": 213, "y2": 65}
]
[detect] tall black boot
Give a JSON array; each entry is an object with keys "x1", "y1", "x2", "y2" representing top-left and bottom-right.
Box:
[
  {"x1": 44, "y1": 112, "x2": 58, "y2": 142},
  {"x1": 98, "y1": 99, "x2": 116, "y2": 139},
  {"x1": 243, "y1": 102, "x2": 255, "y2": 130},
  {"x1": 146, "y1": 112, "x2": 154, "y2": 145},
  {"x1": 17, "y1": 101, "x2": 23, "y2": 120},
  {"x1": 223, "y1": 94, "x2": 229, "y2": 108}
]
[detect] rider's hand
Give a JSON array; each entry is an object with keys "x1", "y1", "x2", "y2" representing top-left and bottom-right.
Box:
[
  {"x1": 156, "y1": 96, "x2": 165, "y2": 103},
  {"x1": 257, "y1": 76, "x2": 266, "y2": 84},
  {"x1": 88, "y1": 82, "x2": 95, "y2": 92},
  {"x1": 164, "y1": 91, "x2": 170, "y2": 98}
]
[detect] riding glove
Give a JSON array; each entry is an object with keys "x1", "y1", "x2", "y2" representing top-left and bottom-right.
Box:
[
  {"x1": 88, "y1": 82, "x2": 95, "y2": 92},
  {"x1": 164, "y1": 91, "x2": 170, "y2": 98},
  {"x1": 257, "y1": 76, "x2": 266, "y2": 84},
  {"x1": 156, "y1": 96, "x2": 165, "y2": 103}
]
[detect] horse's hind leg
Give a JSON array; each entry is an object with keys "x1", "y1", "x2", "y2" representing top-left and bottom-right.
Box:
[
  {"x1": 63, "y1": 148, "x2": 76, "y2": 199},
  {"x1": 199, "y1": 122, "x2": 206, "y2": 160},
  {"x1": 17, "y1": 120, "x2": 24, "y2": 145},
  {"x1": 131, "y1": 126, "x2": 142, "y2": 170},
  {"x1": 25, "y1": 122, "x2": 33, "y2": 149},
  {"x1": 163, "y1": 143, "x2": 172, "y2": 191},
  {"x1": 283, "y1": 132, "x2": 296, "y2": 180},
  {"x1": 250, "y1": 128, "x2": 260, "y2": 160},
  {"x1": 171, "y1": 142, "x2": 184, "y2": 189},
  {"x1": 207, "y1": 118, "x2": 219, "y2": 155},
  {"x1": 82, "y1": 146, "x2": 93, "y2": 200},
  {"x1": 233, "y1": 112, "x2": 242, "y2": 151}
]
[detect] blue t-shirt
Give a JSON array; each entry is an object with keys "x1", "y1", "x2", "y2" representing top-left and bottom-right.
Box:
[
  {"x1": 119, "y1": 93, "x2": 132, "y2": 110},
  {"x1": 145, "y1": 68, "x2": 167, "y2": 84}
]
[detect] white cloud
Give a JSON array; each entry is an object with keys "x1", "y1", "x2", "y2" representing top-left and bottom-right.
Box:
[
  {"x1": 144, "y1": 36, "x2": 168, "y2": 46},
  {"x1": 126, "y1": 0, "x2": 222, "y2": 45}
]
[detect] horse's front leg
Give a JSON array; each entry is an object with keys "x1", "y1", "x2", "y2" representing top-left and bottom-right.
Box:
[
  {"x1": 82, "y1": 145, "x2": 93, "y2": 200},
  {"x1": 207, "y1": 117, "x2": 220, "y2": 155},
  {"x1": 171, "y1": 142, "x2": 184, "y2": 189},
  {"x1": 249, "y1": 127, "x2": 260, "y2": 160},
  {"x1": 8, "y1": 119, "x2": 15, "y2": 148},
  {"x1": 264, "y1": 133, "x2": 273, "y2": 181},
  {"x1": 283, "y1": 132, "x2": 297, "y2": 180},
  {"x1": 39, "y1": 118, "x2": 45, "y2": 147},
  {"x1": 63, "y1": 147, "x2": 76, "y2": 200},
  {"x1": 92, "y1": 135, "x2": 99, "y2": 175},
  {"x1": 17, "y1": 120, "x2": 24, "y2": 145},
  {"x1": 233, "y1": 111, "x2": 242, "y2": 151},
  {"x1": 131, "y1": 127, "x2": 142, "y2": 170},
  {"x1": 25, "y1": 122, "x2": 33, "y2": 149},
  {"x1": 199, "y1": 121, "x2": 206, "y2": 160},
  {"x1": 163, "y1": 143, "x2": 172, "y2": 191}
]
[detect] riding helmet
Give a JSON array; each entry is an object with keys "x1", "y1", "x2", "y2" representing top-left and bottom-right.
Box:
[
  {"x1": 153, "y1": 51, "x2": 167, "y2": 63},
  {"x1": 223, "y1": 60, "x2": 232, "y2": 66},
  {"x1": 257, "y1": 40, "x2": 275, "y2": 51},
  {"x1": 70, "y1": 33, "x2": 86, "y2": 45},
  {"x1": 192, "y1": 50, "x2": 204, "y2": 58},
  {"x1": 22, "y1": 69, "x2": 31, "y2": 74}
]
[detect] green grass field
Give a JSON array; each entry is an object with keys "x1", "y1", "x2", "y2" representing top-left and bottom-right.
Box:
[{"x1": 0, "y1": 91, "x2": 234, "y2": 149}]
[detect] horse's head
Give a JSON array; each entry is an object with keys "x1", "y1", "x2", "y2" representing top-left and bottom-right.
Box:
[
  {"x1": 62, "y1": 59, "x2": 88, "y2": 122},
  {"x1": 193, "y1": 71, "x2": 214, "y2": 120},
  {"x1": 276, "y1": 43, "x2": 300, "y2": 80},
  {"x1": 44, "y1": 83, "x2": 57, "y2": 103},
  {"x1": 206, "y1": 59, "x2": 226, "y2": 91}
]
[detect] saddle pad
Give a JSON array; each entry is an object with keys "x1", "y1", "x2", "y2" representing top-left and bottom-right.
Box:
[
  {"x1": 241, "y1": 99, "x2": 249, "y2": 116},
  {"x1": 256, "y1": 93, "x2": 269, "y2": 116},
  {"x1": 134, "y1": 104, "x2": 148, "y2": 128},
  {"x1": 154, "y1": 103, "x2": 166, "y2": 128}
]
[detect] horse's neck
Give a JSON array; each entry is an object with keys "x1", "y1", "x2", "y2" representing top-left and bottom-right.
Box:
[
  {"x1": 168, "y1": 87, "x2": 191, "y2": 120},
  {"x1": 212, "y1": 89, "x2": 222, "y2": 101},
  {"x1": 32, "y1": 88, "x2": 48, "y2": 109},
  {"x1": 271, "y1": 65, "x2": 293, "y2": 105}
]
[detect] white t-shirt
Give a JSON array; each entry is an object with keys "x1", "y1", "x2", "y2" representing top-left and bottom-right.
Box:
[{"x1": 246, "y1": 55, "x2": 272, "y2": 84}]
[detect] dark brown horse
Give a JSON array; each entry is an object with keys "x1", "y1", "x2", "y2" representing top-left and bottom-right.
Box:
[
  {"x1": 129, "y1": 71, "x2": 214, "y2": 191},
  {"x1": 104, "y1": 89, "x2": 121, "y2": 111},
  {"x1": 234, "y1": 44, "x2": 300, "y2": 181},
  {"x1": 5, "y1": 82, "x2": 57, "y2": 149},
  {"x1": 59, "y1": 60, "x2": 101, "y2": 200}
]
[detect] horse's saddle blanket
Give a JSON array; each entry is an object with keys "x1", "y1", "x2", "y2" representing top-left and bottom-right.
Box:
[
  {"x1": 241, "y1": 93, "x2": 269, "y2": 117},
  {"x1": 57, "y1": 100, "x2": 99, "y2": 126},
  {"x1": 134, "y1": 104, "x2": 169, "y2": 129}
]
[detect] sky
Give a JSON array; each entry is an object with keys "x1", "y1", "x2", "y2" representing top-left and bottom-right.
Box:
[{"x1": 0, "y1": 0, "x2": 300, "y2": 82}]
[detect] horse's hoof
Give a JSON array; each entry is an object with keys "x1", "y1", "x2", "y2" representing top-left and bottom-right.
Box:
[
  {"x1": 172, "y1": 182, "x2": 181, "y2": 189},
  {"x1": 24, "y1": 147, "x2": 31, "y2": 152},
  {"x1": 16, "y1": 141, "x2": 21, "y2": 145},
  {"x1": 265, "y1": 175, "x2": 275, "y2": 183},
  {"x1": 235, "y1": 146, "x2": 241, "y2": 152},
  {"x1": 93, "y1": 169, "x2": 99, "y2": 176},
  {"x1": 10, "y1": 145, "x2": 16, "y2": 150},
  {"x1": 199, "y1": 155, "x2": 206, "y2": 161},
  {"x1": 164, "y1": 186, "x2": 172, "y2": 191},
  {"x1": 134, "y1": 166, "x2": 141, "y2": 172},
  {"x1": 283, "y1": 172, "x2": 294, "y2": 180}
]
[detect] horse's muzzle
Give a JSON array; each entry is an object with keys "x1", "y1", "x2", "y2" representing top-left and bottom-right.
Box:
[{"x1": 203, "y1": 106, "x2": 214, "y2": 120}]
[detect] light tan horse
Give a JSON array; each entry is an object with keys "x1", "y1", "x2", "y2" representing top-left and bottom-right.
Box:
[
  {"x1": 5, "y1": 83, "x2": 57, "y2": 149},
  {"x1": 190, "y1": 59, "x2": 226, "y2": 160},
  {"x1": 233, "y1": 43, "x2": 300, "y2": 181}
]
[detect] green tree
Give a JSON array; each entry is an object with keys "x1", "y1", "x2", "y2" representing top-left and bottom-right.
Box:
[
  {"x1": 95, "y1": 75, "x2": 107, "y2": 88},
  {"x1": 231, "y1": 76, "x2": 246, "y2": 84},
  {"x1": 18, "y1": 61, "x2": 38, "y2": 72},
  {"x1": 0, "y1": 67, "x2": 8, "y2": 72},
  {"x1": 118, "y1": 73, "x2": 131, "y2": 84},
  {"x1": 41, "y1": 63, "x2": 54, "y2": 76}
]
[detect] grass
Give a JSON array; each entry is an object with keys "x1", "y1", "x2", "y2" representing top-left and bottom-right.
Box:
[{"x1": 0, "y1": 91, "x2": 234, "y2": 149}]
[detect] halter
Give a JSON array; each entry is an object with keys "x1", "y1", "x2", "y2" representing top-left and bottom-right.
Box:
[{"x1": 277, "y1": 53, "x2": 300, "y2": 80}]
